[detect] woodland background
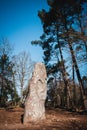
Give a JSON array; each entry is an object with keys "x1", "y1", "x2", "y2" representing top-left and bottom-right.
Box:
[{"x1": 0, "y1": 0, "x2": 87, "y2": 111}]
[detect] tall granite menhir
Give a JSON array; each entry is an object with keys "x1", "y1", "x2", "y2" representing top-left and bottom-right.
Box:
[{"x1": 23, "y1": 62, "x2": 47, "y2": 124}]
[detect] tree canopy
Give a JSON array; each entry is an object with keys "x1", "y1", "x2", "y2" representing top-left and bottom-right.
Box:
[{"x1": 32, "y1": 0, "x2": 87, "y2": 110}]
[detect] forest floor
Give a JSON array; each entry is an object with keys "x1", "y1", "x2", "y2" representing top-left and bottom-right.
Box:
[{"x1": 0, "y1": 107, "x2": 87, "y2": 130}]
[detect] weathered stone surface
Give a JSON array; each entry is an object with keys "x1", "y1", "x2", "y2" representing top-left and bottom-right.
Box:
[{"x1": 23, "y1": 62, "x2": 47, "y2": 124}]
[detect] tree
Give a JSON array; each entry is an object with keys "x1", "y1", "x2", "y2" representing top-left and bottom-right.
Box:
[
  {"x1": 32, "y1": 0, "x2": 87, "y2": 110},
  {"x1": 13, "y1": 51, "x2": 34, "y2": 103},
  {"x1": 0, "y1": 37, "x2": 18, "y2": 107}
]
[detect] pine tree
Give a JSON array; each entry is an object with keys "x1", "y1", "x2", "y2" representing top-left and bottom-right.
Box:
[{"x1": 31, "y1": 0, "x2": 87, "y2": 110}]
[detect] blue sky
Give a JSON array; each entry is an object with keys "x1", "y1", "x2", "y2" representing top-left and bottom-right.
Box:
[{"x1": 0, "y1": 0, "x2": 49, "y2": 62}]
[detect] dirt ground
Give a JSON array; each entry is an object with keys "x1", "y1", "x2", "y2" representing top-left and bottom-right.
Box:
[{"x1": 0, "y1": 107, "x2": 87, "y2": 130}]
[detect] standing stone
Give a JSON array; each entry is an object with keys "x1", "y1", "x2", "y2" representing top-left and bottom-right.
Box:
[{"x1": 23, "y1": 62, "x2": 47, "y2": 124}]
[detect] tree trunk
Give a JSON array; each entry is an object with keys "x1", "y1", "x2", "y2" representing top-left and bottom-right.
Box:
[
  {"x1": 68, "y1": 39, "x2": 87, "y2": 109},
  {"x1": 57, "y1": 29, "x2": 69, "y2": 108},
  {"x1": 72, "y1": 65, "x2": 76, "y2": 109}
]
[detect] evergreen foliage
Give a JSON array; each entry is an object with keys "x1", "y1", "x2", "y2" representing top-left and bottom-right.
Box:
[{"x1": 32, "y1": 0, "x2": 87, "y2": 110}]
